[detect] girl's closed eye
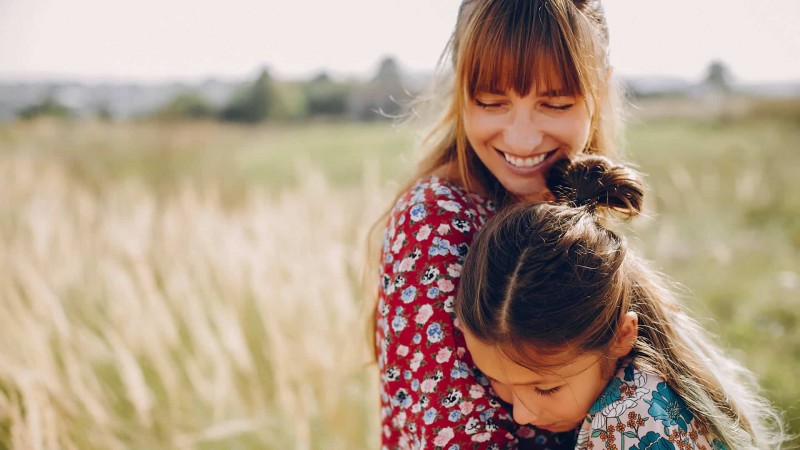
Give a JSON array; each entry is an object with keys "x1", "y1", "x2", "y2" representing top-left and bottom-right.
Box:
[{"x1": 534, "y1": 385, "x2": 562, "y2": 396}]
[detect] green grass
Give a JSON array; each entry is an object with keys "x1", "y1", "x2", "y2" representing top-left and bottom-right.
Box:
[{"x1": 0, "y1": 105, "x2": 798, "y2": 448}]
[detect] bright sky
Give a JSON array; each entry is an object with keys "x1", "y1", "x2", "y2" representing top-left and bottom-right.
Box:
[{"x1": 0, "y1": 0, "x2": 798, "y2": 84}]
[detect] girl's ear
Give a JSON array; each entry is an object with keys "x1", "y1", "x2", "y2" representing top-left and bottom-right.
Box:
[{"x1": 610, "y1": 312, "x2": 638, "y2": 358}]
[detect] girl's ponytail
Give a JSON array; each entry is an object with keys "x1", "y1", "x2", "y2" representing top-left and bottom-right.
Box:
[{"x1": 547, "y1": 154, "x2": 644, "y2": 218}]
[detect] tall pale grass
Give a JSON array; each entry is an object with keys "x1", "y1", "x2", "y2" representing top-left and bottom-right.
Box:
[{"x1": 0, "y1": 151, "x2": 385, "y2": 449}]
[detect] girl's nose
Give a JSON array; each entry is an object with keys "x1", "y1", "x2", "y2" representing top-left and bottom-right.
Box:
[
  {"x1": 512, "y1": 396, "x2": 538, "y2": 425},
  {"x1": 504, "y1": 111, "x2": 544, "y2": 156}
]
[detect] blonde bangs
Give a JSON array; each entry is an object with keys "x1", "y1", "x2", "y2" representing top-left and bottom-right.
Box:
[{"x1": 459, "y1": 0, "x2": 583, "y2": 99}]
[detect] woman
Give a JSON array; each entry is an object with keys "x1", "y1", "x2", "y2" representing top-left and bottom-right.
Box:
[{"x1": 374, "y1": 0, "x2": 622, "y2": 448}]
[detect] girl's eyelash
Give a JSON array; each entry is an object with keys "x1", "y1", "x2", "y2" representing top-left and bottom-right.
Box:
[{"x1": 535, "y1": 386, "x2": 562, "y2": 396}]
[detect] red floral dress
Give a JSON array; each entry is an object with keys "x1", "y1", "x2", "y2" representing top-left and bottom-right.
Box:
[{"x1": 375, "y1": 176, "x2": 576, "y2": 450}]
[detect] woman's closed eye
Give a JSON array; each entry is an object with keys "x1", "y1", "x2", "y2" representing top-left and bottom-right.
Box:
[
  {"x1": 543, "y1": 103, "x2": 573, "y2": 111},
  {"x1": 474, "y1": 98, "x2": 506, "y2": 109}
]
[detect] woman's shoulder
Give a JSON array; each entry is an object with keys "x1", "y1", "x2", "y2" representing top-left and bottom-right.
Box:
[
  {"x1": 576, "y1": 360, "x2": 720, "y2": 449},
  {"x1": 389, "y1": 175, "x2": 494, "y2": 225}
]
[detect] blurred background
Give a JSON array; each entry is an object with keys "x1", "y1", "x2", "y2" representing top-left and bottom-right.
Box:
[{"x1": 0, "y1": 0, "x2": 798, "y2": 449}]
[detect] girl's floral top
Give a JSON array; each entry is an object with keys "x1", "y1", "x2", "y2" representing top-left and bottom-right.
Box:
[
  {"x1": 576, "y1": 360, "x2": 726, "y2": 450},
  {"x1": 375, "y1": 176, "x2": 575, "y2": 450}
]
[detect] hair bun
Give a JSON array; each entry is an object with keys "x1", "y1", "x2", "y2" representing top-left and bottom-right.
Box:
[{"x1": 546, "y1": 154, "x2": 644, "y2": 217}]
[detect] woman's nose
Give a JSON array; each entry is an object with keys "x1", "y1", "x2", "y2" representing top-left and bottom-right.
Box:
[{"x1": 504, "y1": 110, "x2": 544, "y2": 155}]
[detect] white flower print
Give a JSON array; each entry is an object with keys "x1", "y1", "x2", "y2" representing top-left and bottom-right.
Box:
[
  {"x1": 414, "y1": 304, "x2": 433, "y2": 324},
  {"x1": 447, "y1": 263, "x2": 462, "y2": 278},
  {"x1": 421, "y1": 379, "x2": 437, "y2": 393},
  {"x1": 420, "y1": 266, "x2": 439, "y2": 285},
  {"x1": 443, "y1": 296, "x2": 455, "y2": 313},
  {"x1": 459, "y1": 401, "x2": 474, "y2": 415},
  {"x1": 435, "y1": 348, "x2": 452, "y2": 364},
  {"x1": 409, "y1": 351, "x2": 424, "y2": 372},
  {"x1": 452, "y1": 218, "x2": 470, "y2": 233},
  {"x1": 416, "y1": 225, "x2": 432, "y2": 241},
  {"x1": 436, "y1": 224, "x2": 451, "y2": 235},
  {"x1": 469, "y1": 384, "x2": 486, "y2": 399},
  {"x1": 465, "y1": 417, "x2": 481, "y2": 435},
  {"x1": 441, "y1": 388, "x2": 462, "y2": 408},
  {"x1": 433, "y1": 427, "x2": 454, "y2": 447},
  {"x1": 436, "y1": 278, "x2": 454, "y2": 293},
  {"x1": 472, "y1": 432, "x2": 492, "y2": 443},
  {"x1": 437, "y1": 199, "x2": 462, "y2": 212},
  {"x1": 396, "y1": 345, "x2": 409, "y2": 357},
  {"x1": 392, "y1": 232, "x2": 406, "y2": 253},
  {"x1": 398, "y1": 257, "x2": 414, "y2": 273},
  {"x1": 386, "y1": 367, "x2": 401, "y2": 381}
]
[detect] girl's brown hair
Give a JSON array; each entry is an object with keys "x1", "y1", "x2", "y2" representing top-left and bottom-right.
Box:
[{"x1": 455, "y1": 155, "x2": 785, "y2": 449}]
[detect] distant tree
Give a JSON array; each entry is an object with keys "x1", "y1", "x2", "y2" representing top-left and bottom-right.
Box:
[
  {"x1": 374, "y1": 57, "x2": 403, "y2": 86},
  {"x1": 303, "y1": 72, "x2": 352, "y2": 117},
  {"x1": 220, "y1": 68, "x2": 276, "y2": 123},
  {"x1": 156, "y1": 92, "x2": 216, "y2": 120},
  {"x1": 704, "y1": 60, "x2": 733, "y2": 93},
  {"x1": 18, "y1": 96, "x2": 72, "y2": 120},
  {"x1": 349, "y1": 56, "x2": 410, "y2": 121}
]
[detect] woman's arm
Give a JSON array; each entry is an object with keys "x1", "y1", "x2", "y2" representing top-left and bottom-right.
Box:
[{"x1": 376, "y1": 179, "x2": 568, "y2": 449}]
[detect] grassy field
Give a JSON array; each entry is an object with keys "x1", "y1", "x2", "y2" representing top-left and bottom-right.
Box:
[{"x1": 0, "y1": 98, "x2": 798, "y2": 449}]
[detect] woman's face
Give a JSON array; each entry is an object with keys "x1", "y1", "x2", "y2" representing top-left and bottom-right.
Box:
[
  {"x1": 463, "y1": 86, "x2": 592, "y2": 200},
  {"x1": 463, "y1": 329, "x2": 611, "y2": 433}
]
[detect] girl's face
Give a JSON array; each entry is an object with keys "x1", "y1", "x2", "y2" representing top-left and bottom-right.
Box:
[
  {"x1": 463, "y1": 329, "x2": 611, "y2": 433},
  {"x1": 463, "y1": 87, "x2": 592, "y2": 200}
]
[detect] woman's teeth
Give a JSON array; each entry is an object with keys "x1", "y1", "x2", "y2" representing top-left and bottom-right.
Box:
[{"x1": 503, "y1": 151, "x2": 549, "y2": 168}]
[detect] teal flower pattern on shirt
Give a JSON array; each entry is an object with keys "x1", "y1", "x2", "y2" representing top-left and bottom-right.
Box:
[
  {"x1": 575, "y1": 360, "x2": 723, "y2": 450},
  {"x1": 645, "y1": 381, "x2": 694, "y2": 432}
]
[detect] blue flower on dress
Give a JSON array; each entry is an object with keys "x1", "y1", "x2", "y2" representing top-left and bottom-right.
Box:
[
  {"x1": 427, "y1": 323, "x2": 444, "y2": 343},
  {"x1": 479, "y1": 409, "x2": 493, "y2": 422},
  {"x1": 645, "y1": 381, "x2": 694, "y2": 432},
  {"x1": 448, "y1": 410, "x2": 462, "y2": 422},
  {"x1": 413, "y1": 333, "x2": 422, "y2": 344},
  {"x1": 427, "y1": 287, "x2": 440, "y2": 299},
  {"x1": 411, "y1": 379, "x2": 420, "y2": 391},
  {"x1": 630, "y1": 431, "x2": 676, "y2": 450},
  {"x1": 450, "y1": 360, "x2": 469, "y2": 379},
  {"x1": 423, "y1": 407, "x2": 437, "y2": 425},
  {"x1": 589, "y1": 377, "x2": 622, "y2": 415},
  {"x1": 401, "y1": 286, "x2": 417, "y2": 303},
  {"x1": 448, "y1": 445, "x2": 460, "y2": 450},
  {"x1": 404, "y1": 370, "x2": 412, "y2": 380},
  {"x1": 430, "y1": 237, "x2": 452, "y2": 257},
  {"x1": 391, "y1": 315, "x2": 407, "y2": 332},
  {"x1": 434, "y1": 186, "x2": 452, "y2": 197},
  {"x1": 410, "y1": 204, "x2": 427, "y2": 222}
]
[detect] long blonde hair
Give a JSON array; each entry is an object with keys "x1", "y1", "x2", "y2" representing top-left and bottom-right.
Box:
[
  {"x1": 366, "y1": 0, "x2": 625, "y2": 355},
  {"x1": 455, "y1": 155, "x2": 786, "y2": 449},
  {"x1": 413, "y1": 0, "x2": 623, "y2": 202}
]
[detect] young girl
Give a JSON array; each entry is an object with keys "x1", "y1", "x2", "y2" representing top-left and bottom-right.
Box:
[
  {"x1": 455, "y1": 155, "x2": 785, "y2": 449},
  {"x1": 375, "y1": 0, "x2": 622, "y2": 448}
]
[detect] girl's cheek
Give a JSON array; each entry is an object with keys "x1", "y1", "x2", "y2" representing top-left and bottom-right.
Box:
[{"x1": 491, "y1": 380, "x2": 514, "y2": 404}]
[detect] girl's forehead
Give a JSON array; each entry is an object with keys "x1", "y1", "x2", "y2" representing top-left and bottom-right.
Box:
[{"x1": 464, "y1": 329, "x2": 599, "y2": 384}]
